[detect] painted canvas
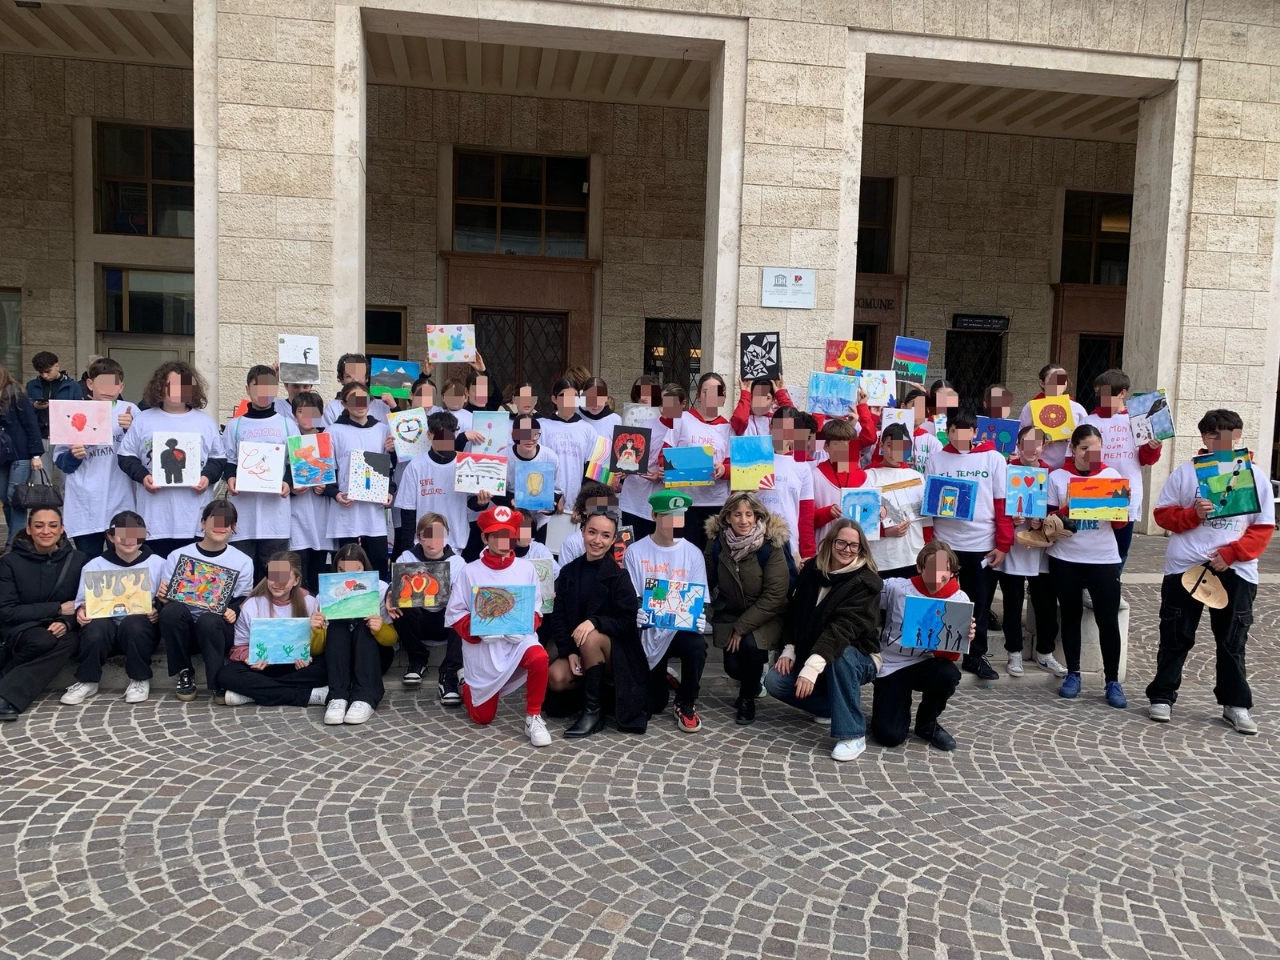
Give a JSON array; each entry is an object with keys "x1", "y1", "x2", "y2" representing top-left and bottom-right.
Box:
[
  {"x1": 857, "y1": 370, "x2": 896, "y2": 406},
  {"x1": 151, "y1": 432, "x2": 202, "y2": 487},
  {"x1": 922, "y1": 474, "x2": 979, "y2": 521},
  {"x1": 470, "y1": 583, "x2": 537, "y2": 636},
  {"x1": 1005, "y1": 465, "x2": 1049, "y2": 519},
  {"x1": 1067, "y1": 476, "x2": 1132, "y2": 521},
  {"x1": 584, "y1": 434, "x2": 613, "y2": 483},
  {"x1": 370, "y1": 358, "x2": 420, "y2": 399},
  {"x1": 236, "y1": 441, "x2": 286, "y2": 494},
  {"x1": 277, "y1": 335, "x2": 320, "y2": 384},
  {"x1": 1193, "y1": 449, "x2": 1261, "y2": 520},
  {"x1": 806, "y1": 372, "x2": 861, "y2": 417},
  {"x1": 663, "y1": 445, "x2": 714, "y2": 487},
  {"x1": 1129, "y1": 390, "x2": 1175, "y2": 445},
  {"x1": 471, "y1": 411, "x2": 511, "y2": 457},
  {"x1": 976, "y1": 416, "x2": 1020, "y2": 456},
  {"x1": 348, "y1": 450, "x2": 392, "y2": 503},
  {"x1": 166, "y1": 556, "x2": 239, "y2": 614},
  {"x1": 390, "y1": 561, "x2": 451, "y2": 609},
  {"x1": 881, "y1": 408, "x2": 915, "y2": 434},
  {"x1": 50, "y1": 400, "x2": 112, "y2": 446},
  {"x1": 82, "y1": 569, "x2": 153, "y2": 619},
  {"x1": 249, "y1": 618, "x2": 312, "y2": 665},
  {"x1": 317, "y1": 571, "x2": 382, "y2": 619},
  {"x1": 641, "y1": 578, "x2": 706, "y2": 631},
  {"x1": 623, "y1": 403, "x2": 655, "y2": 428},
  {"x1": 892, "y1": 336, "x2": 930, "y2": 384},
  {"x1": 730, "y1": 435, "x2": 775, "y2": 491},
  {"x1": 739, "y1": 331, "x2": 782, "y2": 380},
  {"x1": 426, "y1": 324, "x2": 477, "y2": 363},
  {"x1": 531, "y1": 558, "x2": 556, "y2": 614},
  {"x1": 287, "y1": 433, "x2": 336, "y2": 487},
  {"x1": 899, "y1": 595, "x2": 974, "y2": 655},
  {"x1": 841, "y1": 488, "x2": 882, "y2": 541},
  {"x1": 1029, "y1": 396, "x2": 1075, "y2": 441},
  {"x1": 612, "y1": 525, "x2": 634, "y2": 564},
  {"x1": 388, "y1": 407, "x2": 429, "y2": 460},
  {"x1": 454, "y1": 452, "x2": 508, "y2": 496},
  {"x1": 513, "y1": 459, "x2": 557, "y2": 511},
  {"x1": 611, "y1": 425, "x2": 651, "y2": 475},
  {"x1": 824, "y1": 339, "x2": 862, "y2": 374}
]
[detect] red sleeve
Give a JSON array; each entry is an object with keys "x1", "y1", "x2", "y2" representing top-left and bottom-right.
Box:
[
  {"x1": 729, "y1": 390, "x2": 752, "y2": 435},
  {"x1": 774, "y1": 387, "x2": 795, "y2": 409},
  {"x1": 798, "y1": 499, "x2": 815, "y2": 558},
  {"x1": 1218, "y1": 524, "x2": 1275, "y2": 566},
  {"x1": 993, "y1": 498, "x2": 1014, "y2": 553},
  {"x1": 1154, "y1": 504, "x2": 1202, "y2": 534},
  {"x1": 856, "y1": 404, "x2": 878, "y2": 447},
  {"x1": 1110, "y1": 520, "x2": 1128, "y2": 529},
  {"x1": 932, "y1": 650, "x2": 961, "y2": 661},
  {"x1": 453, "y1": 614, "x2": 479, "y2": 644},
  {"x1": 815, "y1": 503, "x2": 840, "y2": 528},
  {"x1": 1138, "y1": 442, "x2": 1163, "y2": 466},
  {"x1": 923, "y1": 525, "x2": 934, "y2": 544},
  {"x1": 533, "y1": 612, "x2": 543, "y2": 631}
]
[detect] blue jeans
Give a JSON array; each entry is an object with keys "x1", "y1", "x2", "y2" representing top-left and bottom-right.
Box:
[
  {"x1": 764, "y1": 646, "x2": 879, "y2": 740},
  {"x1": 0, "y1": 459, "x2": 32, "y2": 546}
]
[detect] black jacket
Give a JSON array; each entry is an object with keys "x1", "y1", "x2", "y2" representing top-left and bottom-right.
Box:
[
  {"x1": 0, "y1": 392, "x2": 44, "y2": 460},
  {"x1": 0, "y1": 535, "x2": 88, "y2": 642},
  {"x1": 785, "y1": 561, "x2": 882, "y2": 666}
]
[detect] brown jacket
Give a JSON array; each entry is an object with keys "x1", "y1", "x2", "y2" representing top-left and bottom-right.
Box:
[{"x1": 702, "y1": 512, "x2": 791, "y2": 650}]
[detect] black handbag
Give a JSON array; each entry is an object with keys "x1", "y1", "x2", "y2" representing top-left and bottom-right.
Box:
[{"x1": 12, "y1": 468, "x2": 63, "y2": 511}]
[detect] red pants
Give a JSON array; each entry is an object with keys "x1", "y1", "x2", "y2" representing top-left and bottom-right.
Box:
[{"x1": 463, "y1": 644, "x2": 549, "y2": 723}]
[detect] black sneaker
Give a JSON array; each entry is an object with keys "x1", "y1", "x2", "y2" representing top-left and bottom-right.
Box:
[
  {"x1": 175, "y1": 669, "x2": 198, "y2": 702},
  {"x1": 403, "y1": 664, "x2": 425, "y2": 688},
  {"x1": 916, "y1": 723, "x2": 957, "y2": 751},
  {"x1": 962, "y1": 656, "x2": 999, "y2": 681},
  {"x1": 439, "y1": 673, "x2": 462, "y2": 707}
]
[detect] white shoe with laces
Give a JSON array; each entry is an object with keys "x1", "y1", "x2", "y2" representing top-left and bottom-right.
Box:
[
  {"x1": 831, "y1": 737, "x2": 866, "y2": 762},
  {"x1": 1036, "y1": 654, "x2": 1069, "y2": 678},
  {"x1": 1223, "y1": 706, "x2": 1258, "y2": 735},
  {"x1": 123, "y1": 680, "x2": 150, "y2": 703},
  {"x1": 344, "y1": 701, "x2": 374, "y2": 724},
  {"x1": 324, "y1": 699, "x2": 347, "y2": 725},
  {"x1": 60, "y1": 682, "x2": 98, "y2": 705},
  {"x1": 1148, "y1": 702, "x2": 1171, "y2": 722},
  {"x1": 1006, "y1": 653, "x2": 1024, "y2": 677},
  {"x1": 223, "y1": 691, "x2": 254, "y2": 706},
  {"x1": 308, "y1": 686, "x2": 329, "y2": 706},
  {"x1": 526, "y1": 713, "x2": 551, "y2": 747}
]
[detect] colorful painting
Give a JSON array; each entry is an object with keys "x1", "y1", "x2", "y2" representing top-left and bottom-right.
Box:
[
  {"x1": 249, "y1": 618, "x2": 313, "y2": 665},
  {"x1": 806, "y1": 372, "x2": 862, "y2": 417},
  {"x1": 370, "y1": 358, "x2": 420, "y2": 399},
  {"x1": 623, "y1": 403, "x2": 655, "y2": 428},
  {"x1": 856, "y1": 370, "x2": 896, "y2": 406},
  {"x1": 1029, "y1": 396, "x2": 1075, "y2": 441},
  {"x1": 471, "y1": 411, "x2": 511, "y2": 457},
  {"x1": 470, "y1": 583, "x2": 537, "y2": 636},
  {"x1": 82, "y1": 569, "x2": 153, "y2": 619},
  {"x1": 426, "y1": 323, "x2": 477, "y2": 363},
  {"x1": 729, "y1": 435, "x2": 775, "y2": 492},
  {"x1": 390, "y1": 561, "x2": 450, "y2": 609},
  {"x1": 641, "y1": 578, "x2": 706, "y2": 631},
  {"x1": 348, "y1": 450, "x2": 392, "y2": 503},
  {"x1": 1193, "y1": 449, "x2": 1261, "y2": 520},
  {"x1": 287, "y1": 433, "x2": 336, "y2": 487},
  {"x1": 150, "y1": 432, "x2": 202, "y2": 487},
  {"x1": 585, "y1": 434, "x2": 613, "y2": 484},
  {"x1": 881, "y1": 408, "x2": 915, "y2": 435},
  {"x1": 317, "y1": 571, "x2": 382, "y2": 619},
  {"x1": 612, "y1": 525, "x2": 634, "y2": 564},
  {"x1": 610, "y1": 426, "x2": 651, "y2": 476},
  {"x1": 1067, "y1": 476, "x2": 1132, "y2": 522},
  {"x1": 388, "y1": 407, "x2": 428, "y2": 460},
  {"x1": 531, "y1": 558, "x2": 556, "y2": 615},
  {"x1": 277, "y1": 335, "x2": 320, "y2": 384},
  {"x1": 824, "y1": 339, "x2": 862, "y2": 374},
  {"x1": 513, "y1": 459, "x2": 556, "y2": 511},
  {"x1": 166, "y1": 556, "x2": 239, "y2": 614},
  {"x1": 900, "y1": 595, "x2": 974, "y2": 655},
  {"x1": 1129, "y1": 390, "x2": 1175, "y2": 445},
  {"x1": 841, "y1": 488, "x2": 882, "y2": 541},
  {"x1": 976, "y1": 416, "x2": 1020, "y2": 456},
  {"x1": 50, "y1": 400, "x2": 112, "y2": 446},
  {"x1": 740, "y1": 331, "x2": 782, "y2": 380},
  {"x1": 663, "y1": 445, "x2": 714, "y2": 487},
  {"x1": 922, "y1": 474, "x2": 979, "y2": 522},
  {"x1": 236, "y1": 441, "x2": 286, "y2": 494},
  {"x1": 1005, "y1": 465, "x2": 1049, "y2": 519},
  {"x1": 454, "y1": 452, "x2": 508, "y2": 496},
  {"x1": 892, "y1": 336, "x2": 930, "y2": 384}
]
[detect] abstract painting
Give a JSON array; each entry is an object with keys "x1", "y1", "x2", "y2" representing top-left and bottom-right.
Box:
[
  {"x1": 1193, "y1": 449, "x2": 1261, "y2": 520},
  {"x1": 513, "y1": 459, "x2": 557, "y2": 512},
  {"x1": 151, "y1": 432, "x2": 202, "y2": 487},
  {"x1": 82, "y1": 569, "x2": 153, "y2": 619},
  {"x1": 623, "y1": 403, "x2": 656, "y2": 428},
  {"x1": 348, "y1": 450, "x2": 392, "y2": 503},
  {"x1": 388, "y1": 407, "x2": 428, "y2": 460},
  {"x1": 471, "y1": 411, "x2": 511, "y2": 456},
  {"x1": 249, "y1": 618, "x2": 313, "y2": 665},
  {"x1": 426, "y1": 324, "x2": 477, "y2": 363},
  {"x1": 841, "y1": 488, "x2": 882, "y2": 541},
  {"x1": 370, "y1": 358, "x2": 420, "y2": 399},
  {"x1": 166, "y1": 556, "x2": 239, "y2": 614},
  {"x1": 236, "y1": 441, "x2": 286, "y2": 494},
  {"x1": 317, "y1": 570, "x2": 382, "y2": 619},
  {"x1": 740, "y1": 331, "x2": 781, "y2": 381},
  {"x1": 663, "y1": 445, "x2": 714, "y2": 487},
  {"x1": 1128, "y1": 390, "x2": 1175, "y2": 445},
  {"x1": 641, "y1": 578, "x2": 706, "y2": 631},
  {"x1": 922, "y1": 474, "x2": 979, "y2": 522},
  {"x1": 454, "y1": 452, "x2": 508, "y2": 496},
  {"x1": 470, "y1": 583, "x2": 536, "y2": 636},
  {"x1": 611, "y1": 426, "x2": 651, "y2": 475},
  {"x1": 892, "y1": 336, "x2": 930, "y2": 384},
  {"x1": 729, "y1": 435, "x2": 775, "y2": 492},
  {"x1": 824, "y1": 339, "x2": 862, "y2": 374},
  {"x1": 856, "y1": 370, "x2": 896, "y2": 406},
  {"x1": 50, "y1": 400, "x2": 112, "y2": 446},
  {"x1": 899, "y1": 595, "x2": 974, "y2": 654},
  {"x1": 287, "y1": 433, "x2": 336, "y2": 488},
  {"x1": 1005, "y1": 465, "x2": 1049, "y2": 519},
  {"x1": 585, "y1": 435, "x2": 612, "y2": 483},
  {"x1": 805, "y1": 372, "x2": 862, "y2": 417},
  {"x1": 531, "y1": 558, "x2": 556, "y2": 614},
  {"x1": 1067, "y1": 476, "x2": 1132, "y2": 521},
  {"x1": 277, "y1": 335, "x2": 320, "y2": 384},
  {"x1": 390, "y1": 561, "x2": 451, "y2": 609},
  {"x1": 612, "y1": 525, "x2": 634, "y2": 565},
  {"x1": 1029, "y1": 396, "x2": 1075, "y2": 441}
]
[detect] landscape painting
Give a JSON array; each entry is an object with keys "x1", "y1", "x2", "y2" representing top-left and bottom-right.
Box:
[
  {"x1": 370, "y1": 358, "x2": 420, "y2": 399},
  {"x1": 892, "y1": 336, "x2": 930, "y2": 384},
  {"x1": 899, "y1": 595, "x2": 974, "y2": 655},
  {"x1": 277, "y1": 335, "x2": 320, "y2": 384},
  {"x1": 806, "y1": 372, "x2": 861, "y2": 417},
  {"x1": 729, "y1": 435, "x2": 774, "y2": 491},
  {"x1": 1067, "y1": 476, "x2": 1132, "y2": 521},
  {"x1": 317, "y1": 571, "x2": 382, "y2": 619},
  {"x1": 454, "y1": 452, "x2": 508, "y2": 496},
  {"x1": 1193, "y1": 449, "x2": 1261, "y2": 520},
  {"x1": 249, "y1": 618, "x2": 312, "y2": 665},
  {"x1": 663, "y1": 445, "x2": 714, "y2": 487},
  {"x1": 470, "y1": 583, "x2": 537, "y2": 636},
  {"x1": 976, "y1": 416, "x2": 1020, "y2": 456}
]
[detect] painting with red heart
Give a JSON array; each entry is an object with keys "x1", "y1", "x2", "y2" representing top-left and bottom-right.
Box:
[
  {"x1": 610, "y1": 425, "x2": 651, "y2": 475},
  {"x1": 50, "y1": 400, "x2": 113, "y2": 447},
  {"x1": 1005, "y1": 465, "x2": 1048, "y2": 519}
]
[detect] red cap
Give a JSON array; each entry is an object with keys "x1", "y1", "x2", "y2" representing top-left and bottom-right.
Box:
[{"x1": 476, "y1": 504, "x2": 520, "y2": 538}]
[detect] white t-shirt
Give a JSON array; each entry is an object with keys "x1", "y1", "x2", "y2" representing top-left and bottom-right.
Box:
[
  {"x1": 581, "y1": 410, "x2": 621, "y2": 441},
  {"x1": 326, "y1": 418, "x2": 393, "y2": 539},
  {"x1": 118, "y1": 407, "x2": 221, "y2": 540},
  {"x1": 506, "y1": 444, "x2": 563, "y2": 529},
  {"x1": 323, "y1": 396, "x2": 392, "y2": 427},
  {"x1": 618, "y1": 417, "x2": 672, "y2": 519},
  {"x1": 1045, "y1": 465, "x2": 1123, "y2": 565},
  {"x1": 1080, "y1": 411, "x2": 1145, "y2": 520},
  {"x1": 393, "y1": 453, "x2": 472, "y2": 554},
  {"x1": 159, "y1": 541, "x2": 255, "y2": 615},
  {"x1": 1159, "y1": 459, "x2": 1275, "y2": 584},
  {"x1": 622, "y1": 535, "x2": 707, "y2": 668},
  {"x1": 289, "y1": 485, "x2": 333, "y2": 552},
  {"x1": 220, "y1": 411, "x2": 300, "y2": 541},
  {"x1": 909, "y1": 429, "x2": 943, "y2": 474},
  {"x1": 755, "y1": 452, "x2": 812, "y2": 558},
  {"x1": 865, "y1": 465, "x2": 926, "y2": 572},
  {"x1": 74, "y1": 551, "x2": 168, "y2": 610},
  {"x1": 671, "y1": 412, "x2": 732, "y2": 509},
  {"x1": 1019, "y1": 398, "x2": 1089, "y2": 470},
  {"x1": 445, "y1": 555, "x2": 543, "y2": 703},
  {"x1": 55, "y1": 399, "x2": 140, "y2": 538},
  {"x1": 924, "y1": 447, "x2": 1007, "y2": 554},
  {"x1": 539, "y1": 415, "x2": 598, "y2": 515},
  {"x1": 558, "y1": 529, "x2": 584, "y2": 566},
  {"x1": 449, "y1": 406, "x2": 473, "y2": 436},
  {"x1": 878, "y1": 577, "x2": 972, "y2": 677}
]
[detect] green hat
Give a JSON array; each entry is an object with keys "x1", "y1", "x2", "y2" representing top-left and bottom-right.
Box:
[{"x1": 648, "y1": 490, "x2": 692, "y2": 515}]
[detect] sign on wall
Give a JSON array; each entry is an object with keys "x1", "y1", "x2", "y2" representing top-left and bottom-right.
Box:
[{"x1": 760, "y1": 268, "x2": 816, "y2": 309}]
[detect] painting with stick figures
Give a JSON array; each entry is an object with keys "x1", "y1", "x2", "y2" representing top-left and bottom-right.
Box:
[
  {"x1": 1192, "y1": 449, "x2": 1260, "y2": 520},
  {"x1": 899, "y1": 595, "x2": 974, "y2": 655},
  {"x1": 1005, "y1": 465, "x2": 1049, "y2": 519}
]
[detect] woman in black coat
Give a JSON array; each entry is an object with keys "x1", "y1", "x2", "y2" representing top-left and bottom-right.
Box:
[
  {"x1": 0, "y1": 363, "x2": 46, "y2": 551},
  {"x1": 544, "y1": 511, "x2": 645, "y2": 737}
]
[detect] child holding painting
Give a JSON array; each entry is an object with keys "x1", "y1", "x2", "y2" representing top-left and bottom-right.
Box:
[
  {"x1": 324, "y1": 382, "x2": 396, "y2": 578},
  {"x1": 865, "y1": 423, "x2": 927, "y2": 579},
  {"x1": 1018, "y1": 363, "x2": 1090, "y2": 469},
  {"x1": 322, "y1": 544, "x2": 398, "y2": 726},
  {"x1": 287, "y1": 391, "x2": 334, "y2": 595},
  {"x1": 810, "y1": 417, "x2": 872, "y2": 547},
  {"x1": 395, "y1": 411, "x2": 472, "y2": 557},
  {"x1": 755, "y1": 407, "x2": 815, "y2": 560}
]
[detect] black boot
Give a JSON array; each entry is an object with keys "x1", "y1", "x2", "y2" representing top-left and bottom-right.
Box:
[
  {"x1": 564, "y1": 664, "x2": 607, "y2": 738},
  {"x1": 735, "y1": 695, "x2": 756, "y2": 725}
]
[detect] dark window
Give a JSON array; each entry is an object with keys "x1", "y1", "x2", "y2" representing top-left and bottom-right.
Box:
[
  {"x1": 473, "y1": 311, "x2": 568, "y2": 409},
  {"x1": 857, "y1": 178, "x2": 893, "y2": 274},
  {"x1": 454, "y1": 152, "x2": 588, "y2": 258},
  {"x1": 100, "y1": 269, "x2": 194, "y2": 335},
  {"x1": 1061, "y1": 191, "x2": 1132, "y2": 285},
  {"x1": 644, "y1": 319, "x2": 703, "y2": 395},
  {"x1": 366, "y1": 307, "x2": 406, "y2": 359},
  {"x1": 1076, "y1": 335, "x2": 1124, "y2": 412},
  {"x1": 98, "y1": 124, "x2": 194, "y2": 237},
  {"x1": 945, "y1": 330, "x2": 1005, "y2": 417},
  {"x1": 853, "y1": 323, "x2": 879, "y2": 370}
]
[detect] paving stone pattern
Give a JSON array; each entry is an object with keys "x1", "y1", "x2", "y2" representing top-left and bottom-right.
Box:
[{"x1": 3, "y1": 548, "x2": 1280, "y2": 959}]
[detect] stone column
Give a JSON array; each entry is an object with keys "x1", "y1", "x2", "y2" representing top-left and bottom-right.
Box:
[
  {"x1": 332, "y1": 4, "x2": 366, "y2": 359},
  {"x1": 193, "y1": 0, "x2": 219, "y2": 413}
]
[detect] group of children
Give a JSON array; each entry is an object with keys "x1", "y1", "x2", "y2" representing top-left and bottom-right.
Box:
[{"x1": 0, "y1": 350, "x2": 1270, "y2": 759}]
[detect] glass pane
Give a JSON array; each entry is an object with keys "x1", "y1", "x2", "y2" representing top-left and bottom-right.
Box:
[
  {"x1": 454, "y1": 204, "x2": 497, "y2": 253},
  {"x1": 127, "y1": 271, "x2": 194, "y2": 336},
  {"x1": 1061, "y1": 239, "x2": 1093, "y2": 284},
  {"x1": 499, "y1": 207, "x2": 541, "y2": 256},
  {"x1": 859, "y1": 179, "x2": 892, "y2": 227},
  {"x1": 1098, "y1": 194, "x2": 1132, "y2": 236},
  {"x1": 501, "y1": 154, "x2": 542, "y2": 205},
  {"x1": 0, "y1": 289, "x2": 21, "y2": 373},
  {"x1": 545, "y1": 156, "x2": 588, "y2": 208},
  {"x1": 521, "y1": 314, "x2": 566, "y2": 400},
  {"x1": 1063, "y1": 192, "x2": 1095, "y2": 237},
  {"x1": 101, "y1": 181, "x2": 149, "y2": 235},
  {"x1": 456, "y1": 153, "x2": 496, "y2": 200},
  {"x1": 151, "y1": 128, "x2": 194, "y2": 182},
  {"x1": 545, "y1": 209, "x2": 586, "y2": 258},
  {"x1": 857, "y1": 226, "x2": 891, "y2": 274},
  {"x1": 101, "y1": 126, "x2": 145, "y2": 178},
  {"x1": 103, "y1": 269, "x2": 125, "y2": 332},
  {"x1": 1095, "y1": 243, "x2": 1129, "y2": 286},
  {"x1": 153, "y1": 184, "x2": 194, "y2": 238},
  {"x1": 365, "y1": 309, "x2": 404, "y2": 347}
]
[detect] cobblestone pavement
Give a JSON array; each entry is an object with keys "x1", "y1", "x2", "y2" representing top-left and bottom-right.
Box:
[{"x1": 3, "y1": 540, "x2": 1280, "y2": 960}]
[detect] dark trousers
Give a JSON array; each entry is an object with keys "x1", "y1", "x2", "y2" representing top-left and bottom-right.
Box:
[
  {"x1": 147, "y1": 537, "x2": 194, "y2": 559},
  {"x1": 0, "y1": 626, "x2": 78, "y2": 711},
  {"x1": 324, "y1": 620, "x2": 386, "y2": 707},
  {"x1": 335, "y1": 535, "x2": 389, "y2": 578},
  {"x1": 1146, "y1": 570, "x2": 1255, "y2": 709},
  {"x1": 955, "y1": 550, "x2": 995, "y2": 660},
  {"x1": 1114, "y1": 521, "x2": 1135, "y2": 571},
  {"x1": 870, "y1": 657, "x2": 961, "y2": 747},
  {"x1": 159, "y1": 603, "x2": 234, "y2": 691},
  {"x1": 76, "y1": 615, "x2": 159, "y2": 683},
  {"x1": 215, "y1": 658, "x2": 329, "y2": 707},
  {"x1": 996, "y1": 571, "x2": 1059, "y2": 655},
  {"x1": 722, "y1": 631, "x2": 767, "y2": 698},
  {"x1": 394, "y1": 608, "x2": 463, "y2": 679},
  {"x1": 620, "y1": 511, "x2": 656, "y2": 542},
  {"x1": 681, "y1": 507, "x2": 716, "y2": 552},
  {"x1": 237, "y1": 537, "x2": 290, "y2": 584},
  {"x1": 1049, "y1": 556, "x2": 1122, "y2": 682},
  {"x1": 295, "y1": 547, "x2": 326, "y2": 596},
  {"x1": 647, "y1": 630, "x2": 706, "y2": 712},
  {"x1": 74, "y1": 530, "x2": 108, "y2": 561}
]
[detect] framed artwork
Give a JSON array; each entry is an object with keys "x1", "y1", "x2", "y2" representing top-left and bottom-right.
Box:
[
  {"x1": 1067, "y1": 476, "x2": 1131, "y2": 521},
  {"x1": 82, "y1": 569, "x2": 153, "y2": 619},
  {"x1": 388, "y1": 407, "x2": 429, "y2": 460},
  {"x1": 975, "y1": 416, "x2": 1020, "y2": 456},
  {"x1": 287, "y1": 433, "x2": 336, "y2": 488},
  {"x1": 641, "y1": 578, "x2": 706, "y2": 631},
  {"x1": 824, "y1": 339, "x2": 862, "y2": 374},
  {"x1": 805, "y1": 372, "x2": 861, "y2": 417},
  {"x1": 470, "y1": 583, "x2": 537, "y2": 636},
  {"x1": 248, "y1": 618, "x2": 312, "y2": 665},
  {"x1": 531, "y1": 558, "x2": 556, "y2": 614},
  {"x1": 1029, "y1": 396, "x2": 1075, "y2": 441},
  {"x1": 729, "y1": 435, "x2": 775, "y2": 491},
  {"x1": 1192, "y1": 449, "x2": 1261, "y2": 520},
  {"x1": 277, "y1": 335, "x2": 320, "y2": 384},
  {"x1": 663, "y1": 445, "x2": 714, "y2": 487},
  {"x1": 236, "y1": 441, "x2": 286, "y2": 494},
  {"x1": 1005, "y1": 465, "x2": 1049, "y2": 519},
  {"x1": 390, "y1": 561, "x2": 451, "y2": 609},
  {"x1": 370, "y1": 358, "x2": 420, "y2": 399},
  {"x1": 922, "y1": 475, "x2": 979, "y2": 521},
  {"x1": 150, "y1": 432, "x2": 202, "y2": 487},
  {"x1": 1129, "y1": 390, "x2": 1175, "y2": 445},
  {"x1": 166, "y1": 556, "x2": 239, "y2": 614},
  {"x1": 611, "y1": 426, "x2": 651, "y2": 476},
  {"x1": 739, "y1": 331, "x2": 782, "y2": 381},
  {"x1": 348, "y1": 450, "x2": 392, "y2": 503},
  {"x1": 426, "y1": 324, "x2": 477, "y2": 363},
  {"x1": 454, "y1": 452, "x2": 508, "y2": 496},
  {"x1": 317, "y1": 571, "x2": 381, "y2": 619},
  {"x1": 471, "y1": 411, "x2": 512, "y2": 457},
  {"x1": 899, "y1": 595, "x2": 974, "y2": 654},
  {"x1": 841, "y1": 488, "x2": 882, "y2": 541},
  {"x1": 50, "y1": 400, "x2": 112, "y2": 446}
]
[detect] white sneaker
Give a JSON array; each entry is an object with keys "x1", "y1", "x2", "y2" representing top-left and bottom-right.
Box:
[
  {"x1": 308, "y1": 686, "x2": 329, "y2": 706},
  {"x1": 526, "y1": 713, "x2": 552, "y2": 747},
  {"x1": 831, "y1": 737, "x2": 866, "y2": 762},
  {"x1": 1036, "y1": 654, "x2": 1069, "y2": 678},
  {"x1": 344, "y1": 700, "x2": 374, "y2": 724},
  {"x1": 1223, "y1": 706, "x2": 1258, "y2": 735},
  {"x1": 811, "y1": 714, "x2": 832, "y2": 728},
  {"x1": 324, "y1": 699, "x2": 348, "y2": 725},
  {"x1": 1082, "y1": 590, "x2": 1093, "y2": 609},
  {"x1": 223, "y1": 691, "x2": 254, "y2": 706},
  {"x1": 60, "y1": 682, "x2": 98, "y2": 705},
  {"x1": 1148, "y1": 702, "x2": 1171, "y2": 722},
  {"x1": 123, "y1": 680, "x2": 150, "y2": 703},
  {"x1": 1006, "y1": 653, "x2": 1024, "y2": 677}
]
